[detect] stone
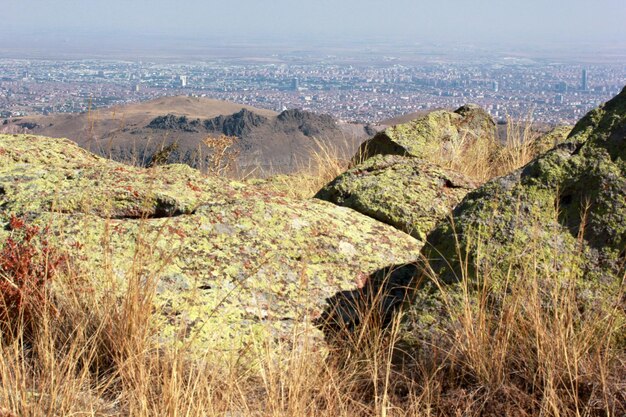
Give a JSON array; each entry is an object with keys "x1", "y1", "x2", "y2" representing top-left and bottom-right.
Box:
[
  {"x1": 399, "y1": 87, "x2": 626, "y2": 351},
  {"x1": 315, "y1": 154, "x2": 476, "y2": 241},
  {"x1": 354, "y1": 105, "x2": 496, "y2": 163},
  {"x1": 532, "y1": 125, "x2": 573, "y2": 155},
  {"x1": 0, "y1": 134, "x2": 422, "y2": 357}
]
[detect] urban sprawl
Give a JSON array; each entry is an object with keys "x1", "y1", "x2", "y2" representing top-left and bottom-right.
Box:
[{"x1": 1, "y1": 58, "x2": 624, "y2": 124}]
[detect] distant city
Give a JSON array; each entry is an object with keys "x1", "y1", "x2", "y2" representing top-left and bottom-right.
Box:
[{"x1": 1, "y1": 56, "x2": 624, "y2": 124}]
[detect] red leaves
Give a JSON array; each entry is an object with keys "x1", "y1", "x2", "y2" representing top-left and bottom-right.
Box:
[{"x1": 0, "y1": 216, "x2": 66, "y2": 335}]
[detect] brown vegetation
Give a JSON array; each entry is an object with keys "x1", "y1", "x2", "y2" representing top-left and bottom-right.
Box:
[{"x1": 0, "y1": 118, "x2": 623, "y2": 416}]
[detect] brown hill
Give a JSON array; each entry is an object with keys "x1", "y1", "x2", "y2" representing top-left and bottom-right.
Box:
[{"x1": 2, "y1": 96, "x2": 371, "y2": 176}]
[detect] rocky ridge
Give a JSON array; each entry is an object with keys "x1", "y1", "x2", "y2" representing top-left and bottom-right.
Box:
[
  {"x1": 315, "y1": 104, "x2": 493, "y2": 243},
  {"x1": 314, "y1": 92, "x2": 625, "y2": 354},
  {"x1": 398, "y1": 87, "x2": 626, "y2": 352},
  {"x1": 0, "y1": 97, "x2": 374, "y2": 175}
]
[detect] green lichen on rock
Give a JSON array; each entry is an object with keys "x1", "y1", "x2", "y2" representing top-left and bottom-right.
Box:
[
  {"x1": 0, "y1": 135, "x2": 231, "y2": 219},
  {"x1": 0, "y1": 134, "x2": 422, "y2": 357},
  {"x1": 532, "y1": 125, "x2": 573, "y2": 155},
  {"x1": 315, "y1": 155, "x2": 476, "y2": 241},
  {"x1": 355, "y1": 104, "x2": 496, "y2": 162},
  {"x1": 426, "y1": 86, "x2": 626, "y2": 283},
  {"x1": 400, "y1": 87, "x2": 626, "y2": 350}
]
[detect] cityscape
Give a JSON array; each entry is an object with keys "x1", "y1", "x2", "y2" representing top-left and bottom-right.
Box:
[{"x1": 1, "y1": 54, "x2": 624, "y2": 124}]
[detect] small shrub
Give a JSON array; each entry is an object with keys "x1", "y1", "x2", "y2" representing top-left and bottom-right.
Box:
[
  {"x1": 203, "y1": 134, "x2": 240, "y2": 176},
  {"x1": 0, "y1": 216, "x2": 65, "y2": 338}
]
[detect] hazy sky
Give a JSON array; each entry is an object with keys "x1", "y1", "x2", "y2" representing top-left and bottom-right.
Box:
[{"x1": 2, "y1": 0, "x2": 625, "y2": 46}]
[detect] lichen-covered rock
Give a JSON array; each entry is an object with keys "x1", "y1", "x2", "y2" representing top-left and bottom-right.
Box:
[
  {"x1": 426, "y1": 87, "x2": 626, "y2": 283},
  {"x1": 315, "y1": 155, "x2": 476, "y2": 241},
  {"x1": 399, "y1": 87, "x2": 626, "y2": 350},
  {"x1": 0, "y1": 134, "x2": 422, "y2": 356},
  {"x1": 532, "y1": 125, "x2": 573, "y2": 155},
  {"x1": 355, "y1": 104, "x2": 496, "y2": 162}
]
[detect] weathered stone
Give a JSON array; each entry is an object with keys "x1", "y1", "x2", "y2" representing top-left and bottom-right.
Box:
[
  {"x1": 426, "y1": 87, "x2": 626, "y2": 283},
  {"x1": 399, "y1": 87, "x2": 626, "y2": 350},
  {"x1": 0, "y1": 134, "x2": 422, "y2": 356},
  {"x1": 532, "y1": 125, "x2": 573, "y2": 155},
  {"x1": 355, "y1": 105, "x2": 496, "y2": 162},
  {"x1": 315, "y1": 154, "x2": 476, "y2": 241}
]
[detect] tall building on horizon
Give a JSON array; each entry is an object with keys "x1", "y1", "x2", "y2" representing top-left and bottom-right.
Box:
[{"x1": 581, "y1": 69, "x2": 588, "y2": 91}]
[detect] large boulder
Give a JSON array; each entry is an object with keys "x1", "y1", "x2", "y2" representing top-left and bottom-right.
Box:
[
  {"x1": 0, "y1": 134, "x2": 422, "y2": 355},
  {"x1": 315, "y1": 154, "x2": 476, "y2": 241},
  {"x1": 426, "y1": 87, "x2": 626, "y2": 283},
  {"x1": 398, "y1": 87, "x2": 626, "y2": 351},
  {"x1": 355, "y1": 104, "x2": 496, "y2": 162}
]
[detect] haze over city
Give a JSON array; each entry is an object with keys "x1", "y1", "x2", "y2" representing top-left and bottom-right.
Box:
[
  {"x1": 1, "y1": 0, "x2": 625, "y2": 124},
  {"x1": 2, "y1": 1, "x2": 626, "y2": 416},
  {"x1": 2, "y1": 0, "x2": 626, "y2": 46}
]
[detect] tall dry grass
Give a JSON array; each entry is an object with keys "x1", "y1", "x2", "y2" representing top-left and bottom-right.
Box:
[
  {"x1": 425, "y1": 114, "x2": 544, "y2": 184},
  {"x1": 261, "y1": 138, "x2": 352, "y2": 199},
  {"x1": 1, "y1": 117, "x2": 624, "y2": 416},
  {"x1": 0, "y1": 218, "x2": 412, "y2": 416},
  {"x1": 405, "y1": 203, "x2": 626, "y2": 416},
  {"x1": 1, "y1": 208, "x2": 623, "y2": 416},
  {"x1": 271, "y1": 115, "x2": 547, "y2": 200}
]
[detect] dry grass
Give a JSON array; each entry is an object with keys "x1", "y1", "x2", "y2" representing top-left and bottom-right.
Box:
[
  {"x1": 0, "y1": 206, "x2": 623, "y2": 416},
  {"x1": 425, "y1": 115, "x2": 544, "y2": 184},
  {"x1": 406, "y1": 207, "x2": 626, "y2": 416},
  {"x1": 269, "y1": 116, "x2": 547, "y2": 200},
  {"x1": 1, "y1": 117, "x2": 624, "y2": 416},
  {"x1": 0, "y1": 220, "x2": 410, "y2": 416},
  {"x1": 261, "y1": 138, "x2": 352, "y2": 199}
]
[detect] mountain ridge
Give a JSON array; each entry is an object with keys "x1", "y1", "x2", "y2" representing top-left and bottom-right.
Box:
[{"x1": 1, "y1": 96, "x2": 374, "y2": 175}]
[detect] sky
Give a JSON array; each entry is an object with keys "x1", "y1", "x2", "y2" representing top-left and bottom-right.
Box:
[{"x1": 2, "y1": 0, "x2": 625, "y2": 48}]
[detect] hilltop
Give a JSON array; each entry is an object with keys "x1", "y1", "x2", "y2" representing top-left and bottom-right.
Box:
[{"x1": 2, "y1": 96, "x2": 373, "y2": 175}]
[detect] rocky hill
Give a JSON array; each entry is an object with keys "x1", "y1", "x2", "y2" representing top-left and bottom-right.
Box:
[
  {"x1": 318, "y1": 87, "x2": 626, "y2": 356},
  {"x1": 0, "y1": 133, "x2": 421, "y2": 354},
  {"x1": 1, "y1": 96, "x2": 374, "y2": 176}
]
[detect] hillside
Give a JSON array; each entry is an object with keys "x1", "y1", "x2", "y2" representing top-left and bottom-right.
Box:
[
  {"x1": 0, "y1": 89, "x2": 624, "y2": 416},
  {"x1": 1, "y1": 96, "x2": 373, "y2": 175}
]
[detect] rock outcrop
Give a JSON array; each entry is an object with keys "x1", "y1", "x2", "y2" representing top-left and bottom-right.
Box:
[
  {"x1": 146, "y1": 114, "x2": 202, "y2": 132},
  {"x1": 426, "y1": 87, "x2": 626, "y2": 283},
  {"x1": 316, "y1": 105, "x2": 489, "y2": 240},
  {"x1": 315, "y1": 155, "x2": 476, "y2": 241},
  {"x1": 202, "y1": 108, "x2": 269, "y2": 137},
  {"x1": 275, "y1": 108, "x2": 338, "y2": 137},
  {"x1": 0, "y1": 134, "x2": 422, "y2": 355},
  {"x1": 354, "y1": 104, "x2": 496, "y2": 163},
  {"x1": 399, "y1": 87, "x2": 626, "y2": 350}
]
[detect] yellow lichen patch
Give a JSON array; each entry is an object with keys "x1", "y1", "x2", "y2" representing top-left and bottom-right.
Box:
[{"x1": 0, "y1": 134, "x2": 421, "y2": 358}]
